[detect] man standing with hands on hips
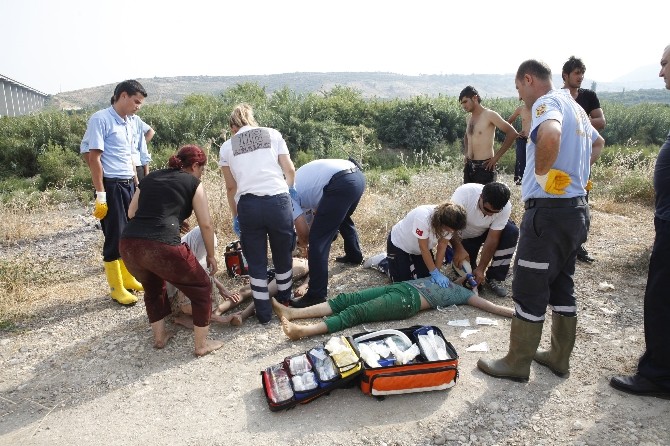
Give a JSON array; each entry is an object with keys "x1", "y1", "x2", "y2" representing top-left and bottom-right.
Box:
[
  {"x1": 610, "y1": 45, "x2": 670, "y2": 399},
  {"x1": 477, "y1": 60, "x2": 604, "y2": 382},
  {"x1": 82, "y1": 80, "x2": 148, "y2": 306}
]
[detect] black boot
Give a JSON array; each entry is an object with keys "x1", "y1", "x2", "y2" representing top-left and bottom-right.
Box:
[{"x1": 290, "y1": 291, "x2": 326, "y2": 308}]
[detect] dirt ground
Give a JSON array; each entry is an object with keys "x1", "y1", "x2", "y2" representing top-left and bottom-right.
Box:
[{"x1": 1, "y1": 198, "x2": 669, "y2": 446}]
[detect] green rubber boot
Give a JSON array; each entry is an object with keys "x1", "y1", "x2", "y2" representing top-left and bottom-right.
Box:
[
  {"x1": 534, "y1": 312, "x2": 577, "y2": 377},
  {"x1": 477, "y1": 316, "x2": 543, "y2": 382}
]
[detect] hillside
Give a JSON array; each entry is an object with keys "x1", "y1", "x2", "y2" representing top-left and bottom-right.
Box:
[{"x1": 48, "y1": 72, "x2": 670, "y2": 111}]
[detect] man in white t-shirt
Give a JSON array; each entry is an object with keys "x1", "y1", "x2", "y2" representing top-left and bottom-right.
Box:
[{"x1": 450, "y1": 182, "x2": 518, "y2": 297}]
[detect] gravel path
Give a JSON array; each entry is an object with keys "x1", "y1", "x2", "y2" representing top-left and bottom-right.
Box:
[{"x1": 1, "y1": 204, "x2": 669, "y2": 446}]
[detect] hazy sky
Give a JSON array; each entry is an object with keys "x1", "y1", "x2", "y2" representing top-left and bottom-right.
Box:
[{"x1": 1, "y1": 0, "x2": 666, "y2": 95}]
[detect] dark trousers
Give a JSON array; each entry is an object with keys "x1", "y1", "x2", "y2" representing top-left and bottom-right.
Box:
[
  {"x1": 637, "y1": 217, "x2": 670, "y2": 390},
  {"x1": 463, "y1": 160, "x2": 497, "y2": 185},
  {"x1": 100, "y1": 178, "x2": 134, "y2": 262},
  {"x1": 120, "y1": 238, "x2": 212, "y2": 327},
  {"x1": 461, "y1": 220, "x2": 519, "y2": 282},
  {"x1": 515, "y1": 137, "x2": 527, "y2": 182},
  {"x1": 238, "y1": 193, "x2": 294, "y2": 323},
  {"x1": 386, "y1": 233, "x2": 432, "y2": 282},
  {"x1": 304, "y1": 170, "x2": 365, "y2": 299},
  {"x1": 512, "y1": 202, "x2": 589, "y2": 321}
]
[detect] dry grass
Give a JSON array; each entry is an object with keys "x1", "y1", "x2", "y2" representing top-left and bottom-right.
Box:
[{"x1": 0, "y1": 166, "x2": 656, "y2": 325}]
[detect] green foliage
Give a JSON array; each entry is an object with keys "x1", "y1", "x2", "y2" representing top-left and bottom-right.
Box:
[
  {"x1": 600, "y1": 102, "x2": 670, "y2": 146},
  {"x1": 374, "y1": 97, "x2": 441, "y2": 151},
  {"x1": 293, "y1": 150, "x2": 317, "y2": 168},
  {"x1": 0, "y1": 82, "x2": 668, "y2": 209},
  {"x1": 591, "y1": 148, "x2": 655, "y2": 205},
  {"x1": 37, "y1": 143, "x2": 89, "y2": 190}
]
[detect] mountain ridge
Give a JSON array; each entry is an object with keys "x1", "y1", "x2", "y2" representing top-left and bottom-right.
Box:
[{"x1": 49, "y1": 70, "x2": 668, "y2": 111}]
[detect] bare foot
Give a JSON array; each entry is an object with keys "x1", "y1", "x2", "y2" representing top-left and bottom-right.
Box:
[
  {"x1": 194, "y1": 339, "x2": 224, "y2": 357},
  {"x1": 229, "y1": 313, "x2": 244, "y2": 327},
  {"x1": 173, "y1": 314, "x2": 195, "y2": 329},
  {"x1": 153, "y1": 330, "x2": 175, "y2": 349},
  {"x1": 210, "y1": 313, "x2": 235, "y2": 325},
  {"x1": 280, "y1": 316, "x2": 304, "y2": 341},
  {"x1": 294, "y1": 283, "x2": 308, "y2": 297},
  {"x1": 271, "y1": 297, "x2": 292, "y2": 320}
]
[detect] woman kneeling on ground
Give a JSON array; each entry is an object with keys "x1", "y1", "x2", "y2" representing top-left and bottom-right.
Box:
[
  {"x1": 273, "y1": 276, "x2": 514, "y2": 340},
  {"x1": 120, "y1": 144, "x2": 222, "y2": 357}
]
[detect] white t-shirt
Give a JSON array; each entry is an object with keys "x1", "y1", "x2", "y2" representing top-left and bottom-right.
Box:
[
  {"x1": 390, "y1": 205, "x2": 443, "y2": 255},
  {"x1": 218, "y1": 125, "x2": 290, "y2": 203},
  {"x1": 450, "y1": 183, "x2": 511, "y2": 239}
]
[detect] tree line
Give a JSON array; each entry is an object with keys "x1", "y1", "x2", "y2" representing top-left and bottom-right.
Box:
[{"x1": 1, "y1": 82, "x2": 668, "y2": 191}]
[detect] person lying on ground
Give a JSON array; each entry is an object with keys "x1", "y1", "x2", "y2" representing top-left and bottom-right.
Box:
[
  {"x1": 273, "y1": 276, "x2": 514, "y2": 340},
  {"x1": 166, "y1": 225, "x2": 241, "y2": 329},
  {"x1": 215, "y1": 257, "x2": 310, "y2": 326}
]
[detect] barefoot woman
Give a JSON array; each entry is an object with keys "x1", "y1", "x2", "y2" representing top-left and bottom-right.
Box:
[{"x1": 120, "y1": 145, "x2": 223, "y2": 357}]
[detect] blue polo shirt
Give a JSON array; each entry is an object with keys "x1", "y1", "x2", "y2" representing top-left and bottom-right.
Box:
[
  {"x1": 521, "y1": 89, "x2": 600, "y2": 201},
  {"x1": 83, "y1": 106, "x2": 136, "y2": 179},
  {"x1": 291, "y1": 159, "x2": 356, "y2": 220}
]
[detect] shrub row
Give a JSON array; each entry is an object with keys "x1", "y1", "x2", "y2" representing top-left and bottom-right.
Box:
[{"x1": 1, "y1": 83, "x2": 668, "y2": 191}]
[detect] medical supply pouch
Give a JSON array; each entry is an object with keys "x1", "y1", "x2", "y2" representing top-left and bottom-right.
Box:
[
  {"x1": 260, "y1": 337, "x2": 363, "y2": 411},
  {"x1": 350, "y1": 325, "x2": 458, "y2": 397},
  {"x1": 224, "y1": 240, "x2": 248, "y2": 277}
]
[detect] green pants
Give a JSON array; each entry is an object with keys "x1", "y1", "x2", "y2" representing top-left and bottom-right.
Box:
[{"x1": 324, "y1": 283, "x2": 422, "y2": 333}]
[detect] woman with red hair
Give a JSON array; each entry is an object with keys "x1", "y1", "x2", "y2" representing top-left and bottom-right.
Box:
[{"x1": 120, "y1": 144, "x2": 230, "y2": 356}]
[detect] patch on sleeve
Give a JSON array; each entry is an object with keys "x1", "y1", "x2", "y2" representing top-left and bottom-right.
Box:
[
  {"x1": 535, "y1": 104, "x2": 547, "y2": 118},
  {"x1": 415, "y1": 228, "x2": 424, "y2": 237}
]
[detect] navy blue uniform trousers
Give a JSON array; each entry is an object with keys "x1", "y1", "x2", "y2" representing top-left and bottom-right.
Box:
[{"x1": 304, "y1": 169, "x2": 365, "y2": 300}]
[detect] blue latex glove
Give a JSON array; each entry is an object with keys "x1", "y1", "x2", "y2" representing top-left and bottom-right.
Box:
[
  {"x1": 288, "y1": 186, "x2": 299, "y2": 202},
  {"x1": 429, "y1": 268, "x2": 450, "y2": 288},
  {"x1": 232, "y1": 216, "x2": 241, "y2": 237}
]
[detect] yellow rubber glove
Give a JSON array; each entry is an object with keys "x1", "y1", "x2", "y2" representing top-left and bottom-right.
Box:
[
  {"x1": 585, "y1": 179, "x2": 593, "y2": 191},
  {"x1": 93, "y1": 191, "x2": 108, "y2": 219},
  {"x1": 535, "y1": 169, "x2": 571, "y2": 195}
]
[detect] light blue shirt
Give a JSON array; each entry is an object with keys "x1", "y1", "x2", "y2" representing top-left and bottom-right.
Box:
[
  {"x1": 291, "y1": 159, "x2": 356, "y2": 220},
  {"x1": 82, "y1": 106, "x2": 136, "y2": 179},
  {"x1": 521, "y1": 89, "x2": 600, "y2": 201},
  {"x1": 130, "y1": 115, "x2": 152, "y2": 167}
]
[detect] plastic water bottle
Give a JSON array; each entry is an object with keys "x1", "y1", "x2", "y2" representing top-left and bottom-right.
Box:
[{"x1": 465, "y1": 273, "x2": 477, "y2": 289}]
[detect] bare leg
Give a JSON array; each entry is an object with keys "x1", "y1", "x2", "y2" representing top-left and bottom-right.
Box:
[
  {"x1": 230, "y1": 302, "x2": 256, "y2": 326},
  {"x1": 467, "y1": 295, "x2": 514, "y2": 318},
  {"x1": 193, "y1": 325, "x2": 223, "y2": 357},
  {"x1": 215, "y1": 289, "x2": 250, "y2": 315},
  {"x1": 173, "y1": 313, "x2": 195, "y2": 329},
  {"x1": 280, "y1": 316, "x2": 328, "y2": 340},
  {"x1": 271, "y1": 297, "x2": 333, "y2": 321},
  {"x1": 151, "y1": 318, "x2": 175, "y2": 349}
]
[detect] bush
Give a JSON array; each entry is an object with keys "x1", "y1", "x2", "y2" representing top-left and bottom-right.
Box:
[{"x1": 37, "y1": 143, "x2": 89, "y2": 191}]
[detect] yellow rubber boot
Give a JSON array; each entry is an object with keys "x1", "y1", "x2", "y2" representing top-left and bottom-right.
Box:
[
  {"x1": 119, "y1": 259, "x2": 144, "y2": 292},
  {"x1": 104, "y1": 260, "x2": 138, "y2": 306}
]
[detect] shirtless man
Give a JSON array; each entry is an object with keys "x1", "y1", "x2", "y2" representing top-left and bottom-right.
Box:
[
  {"x1": 459, "y1": 86, "x2": 518, "y2": 184},
  {"x1": 507, "y1": 101, "x2": 532, "y2": 185}
]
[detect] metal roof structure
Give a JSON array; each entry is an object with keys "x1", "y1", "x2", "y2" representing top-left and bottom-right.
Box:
[{"x1": 0, "y1": 74, "x2": 49, "y2": 117}]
